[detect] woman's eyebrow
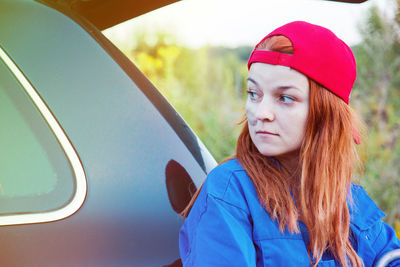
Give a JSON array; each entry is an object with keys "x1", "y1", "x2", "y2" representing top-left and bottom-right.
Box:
[
  {"x1": 247, "y1": 77, "x2": 258, "y2": 86},
  {"x1": 275, "y1": 85, "x2": 302, "y2": 92}
]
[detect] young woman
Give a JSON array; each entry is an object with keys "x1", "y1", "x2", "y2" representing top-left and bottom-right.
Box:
[{"x1": 179, "y1": 21, "x2": 400, "y2": 266}]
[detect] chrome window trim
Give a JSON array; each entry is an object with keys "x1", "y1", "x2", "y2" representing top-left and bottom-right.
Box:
[{"x1": 0, "y1": 46, "x2": 87, "y2": 226}]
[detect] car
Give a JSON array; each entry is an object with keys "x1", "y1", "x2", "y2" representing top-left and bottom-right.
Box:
[{"x1": 0, "y1": 0, "x2": 216, "y2": 266}]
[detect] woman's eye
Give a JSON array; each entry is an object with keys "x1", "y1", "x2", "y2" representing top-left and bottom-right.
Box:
[
  {"x1": 280, "y1": 95, "x2": 294, "y2": 103},
  {"x1": 247, "y1": 91, "x2": 259, "y2": 100}
]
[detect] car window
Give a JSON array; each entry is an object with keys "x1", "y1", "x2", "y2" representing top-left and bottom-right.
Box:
[{"x1": 0, "y1": 48, "x2": 77, "y2": 215}]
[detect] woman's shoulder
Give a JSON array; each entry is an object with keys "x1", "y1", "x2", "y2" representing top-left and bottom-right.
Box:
[
  {"x1": 208, "y1": 158, "x2": 246, "y2": 178},
  {"x1": 349, "y1": 184, "x2": 386, "y2": 231},
  {"x1": 204, "y1": 158, "x2": 249, "y2": 195},
  {"x1": 201, "y1": 158, "x2": 257, "y2": 212}
]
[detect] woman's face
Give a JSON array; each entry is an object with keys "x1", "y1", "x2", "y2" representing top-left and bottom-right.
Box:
[{"x1": 246, "y1": 63, "x2": 309, "y2": 160}]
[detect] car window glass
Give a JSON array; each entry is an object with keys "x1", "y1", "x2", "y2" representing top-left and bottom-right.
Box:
[{"x1": 0, "y1": 53, "x2": 74, "y2": 214}]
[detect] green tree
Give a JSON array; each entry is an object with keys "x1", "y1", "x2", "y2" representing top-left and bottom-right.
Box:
[{"x1": 352, "y1": 2, "x2": 400, "y2": 229}]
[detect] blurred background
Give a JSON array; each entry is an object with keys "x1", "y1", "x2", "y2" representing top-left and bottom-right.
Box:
[{"x1": 103, "y1": 0, "x2": 400, "y2": 235}]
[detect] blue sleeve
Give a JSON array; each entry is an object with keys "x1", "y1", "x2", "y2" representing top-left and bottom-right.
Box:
[
  {"x1": 179, "y1": 193, "x2": 256, "y2": 267},
  {"x1": 372, "y1": 221, "x2": 400, "y2": 266}
]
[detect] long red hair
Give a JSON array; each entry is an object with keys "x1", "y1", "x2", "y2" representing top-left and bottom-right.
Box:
[{"x1": 182, "y1": 35, "x2": 364, "y2": 267}]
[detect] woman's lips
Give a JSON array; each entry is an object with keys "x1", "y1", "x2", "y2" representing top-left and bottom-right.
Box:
[{"x1": 256, "y1": 130, "x2": 279, "y2": 136}]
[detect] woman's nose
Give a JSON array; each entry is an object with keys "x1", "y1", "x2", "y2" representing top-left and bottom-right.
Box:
[{"x1": 255, "y1": 101, "x2": 275, "y2": 121}]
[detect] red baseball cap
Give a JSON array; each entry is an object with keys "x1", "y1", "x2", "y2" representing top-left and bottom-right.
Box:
[{"x1": 247, "y1": 21, "x2": 357, "y2": 104}]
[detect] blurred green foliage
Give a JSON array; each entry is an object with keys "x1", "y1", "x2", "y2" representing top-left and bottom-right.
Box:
[
  {"x1": 110, "y1": 3, "x2": 400, "y2": 233},
  {"x1": 352, "y1": 4, "x2": 400, "y2": 230}
]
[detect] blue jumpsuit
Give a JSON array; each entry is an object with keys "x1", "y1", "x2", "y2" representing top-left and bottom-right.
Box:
[{"x1": 179, "y1": 159, "x2": 400, "y2": 266}]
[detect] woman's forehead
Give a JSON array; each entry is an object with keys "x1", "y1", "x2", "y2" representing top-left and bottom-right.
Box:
[{"x1": 248, "y1": 63, "x2": 309, "y2": 93}]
